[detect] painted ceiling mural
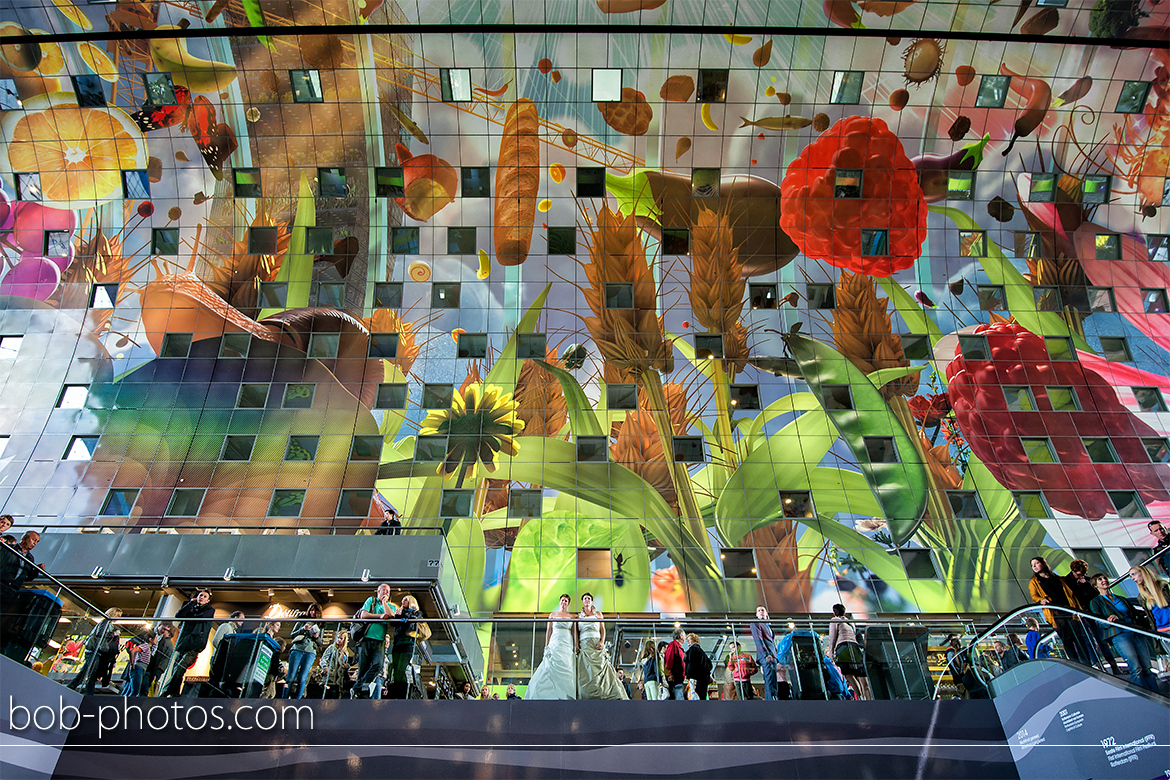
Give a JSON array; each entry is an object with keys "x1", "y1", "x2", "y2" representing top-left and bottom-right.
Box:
[{"x1": 0, "y1": 0, "x2": 1167, "y2": 618}]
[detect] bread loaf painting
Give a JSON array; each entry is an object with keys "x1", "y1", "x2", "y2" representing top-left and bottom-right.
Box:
[{"x1": 493, "y1": 99, "x2": 541, "y2": 266}]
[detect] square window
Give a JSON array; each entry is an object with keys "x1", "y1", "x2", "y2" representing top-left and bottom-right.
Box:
[
  {"x1": 318, "y1": 167, "x2": 346, "y2": 198},
  {"x1": 0, "y1": 79, "x2": 20, "y2": 111},
  {"x1": 959, "y1": 335, "x2": 990, "y2": 360},
  {"x1": 1033, "y1": 285, "x2": 1061, "y2": 309},
  {"x1": 307, "y1": 332, "x2": 340, "y2": 358},
  {"x1": 1116, "y1": 81, "x2": 1151, "y2": 114},
  {"x1": 947, "y1": 171, "x2": 975, "y2": 200},
  {"x1": 236, "y1": 383, "x2": 269, "y2": 408},
  {"x1": 673, "y1": 436, "x2": 705, "y2": 463},
  {"x1": 1045, "y1": 386, "x2": 1081, "y2": 411},
  {"x1": 1095, "y1": 233, "x2": 1120, "y2": 260},
  {"x1": 269, "y1": 490, "x2": 306, "y2": 518},
  {"x1": 1087, "y1": 287, "x2": 1116, "y2": 312},
  {"x1": 695, "y1": 333, "x2": 724, "y2": 359},
  {"x1": 16, "y1": 173, "x2": 41, "y2": 201},
  {"x1": 282, "y1": 383, "x2": 315, "y2": 408},
  {"x1": 369, "y1": 332, "x2": 400, "y2": 358},
  {"x1": 698, "y1": 69, "x2": 730, "y2": 103},
  {"x1": 122, "y1": 169, "x2": 150, "y2": 199},
  {"x1": 350, "y1": 435, "x2": 383, "y2": 461},
  {"x1": 807, "y1": 283, "x2": 836, "y2": 309},
  {"x1": 1109, "y1": 491, "x2": 1148, "y2": 519},
  {"x1": 374, "y1": 383, "x2": 408, "y2": 409},
  {"x1": 1142, "y1": 437, "x2": 1170, "y2": 463},
  {"x1": 447, "y1": 227, "x2": 476, "y2": 255},
  {"x1": 440, "y1": 68, "x2": 472, "y2": 102},
  {"x1": 220, "y1": 333, "x2": 251, "y2": 358},
  {"x1": 592, "y1": 68, "x2": 623, "y2": 101},
  {"x1": 1014, "y1": 491, "x2": 1049, "y2": 518},
  {"x1": 863, "y1": 436, "x2": 899, "y2": 463},
  {"x1": 780, "y1": 491, "x2": 814, "y2": 519},
  {"x1": 422, "y1": 383, "x2": 454, "y2": 409},
  {"x1": 165, "y1": 488, "x2": 205, "y2": 517},
  {"x1": 975, "y1": 75, "x2": 1010, "y2": 108},
  {"x1": 64, "y1": 435, "x2": 100, "y2": 461},
  {"x1": 577, "y1": 548, "x2": 613, "y2": 579},
  {"x1": 373, "y1": 282, "x2": 403, "y2": 309},
  {"x1": 152, "y1": 228, "x2": 179, "y2": 256},
  {"x1": 750, "y1": 284, "x2": 778, "y2": 310},
  {"x1": 390, "y1": 227, "x2": 419, "y2": 255},
  {"x1": 1044, "y1": 336, "x2": 1075, "y2": 361},
  {"x1": 1142, "y1": 288, "x2": 1169, "y2": 314},
  {"x1": 1003, "y1": 386, "x2": 1036, "y2": 411},
  {"x1": 607, "y1": 384, "x2": 638, "y2": 410},
  {"x1": 1015, "y1": 231, "x2": 1042, "y2": 258},
  {"x1": 89, "y1": 283, "x2": 117, "y2": 308},
  {"x1": 415, "y1": 435, "x2": 448, "y2": 462},
  {"x1": 233, "y1": 167, "x2": 261, "y2": 198},
  {"x1": 548, "y1": 226, "x2": 577, "y2": 255},
  {"x1": 304, "y1": 226, "x2": 334, "y2": 255},
  {"x1": 721, "y1": 548, "x2": 758, "y2": 579},
  {"x1": 258, "y1": 281, "x2": 288, "y2": 308},
  {"x1": 1029, "y1": 173, "x2": 1056, "y2": 203},
  {"x1": 290, "y1": 69, "x2": 324, "y2": 103},
  {"x1": 508, "y1": 489, "x2": 543, "y2": 519},
  {"x1": 462, "y1": 167, "x2": 490, "y2": 197},
  {"x1": 316, "y1": 282, "x2": 344, "y2": 309},
  {"x1": 946, "y1": 491, "x2": 984, "y2": 518},
  {"x1": 576, "y1": 435, "x2": 608, "y2": 462},
  {"x1": 337, "y1": 489, "x2": 373, "y2": 517},
  {"x1": 821, "y1": 384, "x2": 854, "y2": 411},
  {"x1": 160, "y1": 332, "x2": 192, "y2": 358},
  {"x1": 517, "y1": 333, "x2": 546, "y2": 359},
  {"x1": 901, "y1": 334, "x2": 932, "y2": 360},
  {"x1": 143, "y1": 72, "x2": 176, "y2": 106},
  {"x1": 577, "y1": 167, "x2": 606, "y2": 197},
  {"x1": 431, "y1": 282, "x2": 461, "y2": 308},
  {"x1": 1148, "y1": 235, "x2": 1170, "y2": 264},
  {"x1": 1082, "y1": 175, "x2": 1111, "y2": 204},
  {"x1": 1083, "y1": 438, "x2": 1118, "y2": 463},
  {"x1": 605, "y1": 283, "x2": 634, "y2": 309},
  {"x1": 71, "y1": 74, "x2": 106, "y2": 107},
  {"x1": 661, "y1": 227, "x2": 689, "y2": 255},
  {"x1": 43, "y1": 230, "x2": 70, "y2": 257},
  {"x1": 959, "y1": 231, "x2": 986, "y2": 258},
  {"x1": 834, "y1": 169, "x2": 863, "y2": 198},
  {"x1": 57, "y1": 385, "x2": 89, "y2": 408},
  {"x1": 692, "y1": 168, "x2": 720, "y2": 198},
  {"x1": 222, "y1": 435, "x2": 256, "y2": 461},
  {"x1": 1100, "y1": 337, "x2": 1132, "y2": 362},
  {"x1": 457, "y1": 332, "x2": 488, "y2": 358},
  {"x1": 830, "y1": 71, "x2": 864, "y2": 104},
  {"x1": 440, "y1": 489, "x2": 475, "y2": 518},
  {"x1": 1021, "y1": 437, "x2": 1057, "y2": 463},
  {"x1": 899, "y1": 549, "x2": 940, "y2": 579},
  {"x1": 1133, "y1": 387, "x2": 1167, "y2": 413},
  {"x1": 374, "y1": 166, "x2": 405, "y2": 198},
  {"x1": 860, "y1": 228, "x2": 889, "y2": 255},
  {"x1": 730, "y1": 384, "x2": 761, "y2": 410},
  {"x1": 247, "y1": 226, "x2": 277, "y2": 254},
  {"x1": 285, "y1": 436, "x2": 319, "y2": 462},
  {"x1": 100, "y1": 489, "x2": 138, "y2": 516}
]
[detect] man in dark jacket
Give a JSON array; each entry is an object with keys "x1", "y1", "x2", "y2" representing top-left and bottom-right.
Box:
[
  {"x1": 749, "y1": 606, "x2": 781, "y2": 700},
  {"x1": 162, "y1": 591, "x2": 216, "y2": 696},
  {"x1": 684, "y1": 632, "x2": 713, "y2": 700},
  {"x1": 0, "y1": 532, "x2": 43, "y2": 644},
  {"x1": 1149, "y1": 520, "x2": 1170, "y2": 576},
  {"x1": 663, "y1": 628, "x2": 686, "y2": 700}
]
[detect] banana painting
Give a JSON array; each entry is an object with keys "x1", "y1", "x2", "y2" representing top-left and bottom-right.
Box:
[{"x1": 150, "y1": 27, "x2": 238, "y2": 94}]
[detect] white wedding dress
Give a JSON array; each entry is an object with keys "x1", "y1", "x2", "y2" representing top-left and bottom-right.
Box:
[
  {"x1": 576, "y1": 612, "x2": 629, "y2": 700},
  {"x1": 526, "y1": 619, "x2": 577, "y2": 700}
]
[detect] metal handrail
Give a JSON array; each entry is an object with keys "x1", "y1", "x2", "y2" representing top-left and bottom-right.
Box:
[{"x1": 11, "y1": 524, "x2": 446, "y2": 535}]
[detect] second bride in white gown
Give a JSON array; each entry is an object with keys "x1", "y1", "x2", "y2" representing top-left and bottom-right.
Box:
[
  {"x1": 576, "y1": 593, "x2": 629, "y2": 700},
  {"x1": 525, "y1": 594, "x2": 578, "y2": 700}
]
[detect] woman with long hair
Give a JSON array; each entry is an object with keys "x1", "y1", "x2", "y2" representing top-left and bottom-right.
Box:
[
  {"x1": 525, "y1": 594, "x2": 577, "y2": 699},
  {"x1": 1027, "y1": 556, "x2": 1089, "y2": 663},
  {"x1": 1088, "y1": 573, "x2": 1159, "y2": 692},
  {"x1": 1130, "y1": 565, "x2": 1170, "y2": 634},
  {"x1": 827, "y1": 604, "x2": 871, "y2": 700},
  {"x1": 633, "y1": 638, "x2": 659, "y2": 701},
  {"x1": 317, "y1": 629, "x2": 351, "y2": 699}
]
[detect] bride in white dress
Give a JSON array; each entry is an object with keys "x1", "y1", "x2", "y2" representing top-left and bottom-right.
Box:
[
  {"x1": 576, "y1": 593, "x2": 629, "y2": 700},
  {"x1": 525, "y1": 594, "x2": 578, "y2": 700}
]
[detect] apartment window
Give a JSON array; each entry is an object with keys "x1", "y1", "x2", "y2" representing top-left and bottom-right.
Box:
[
  {"x1": 89, "y1": 283, "x2": 117, "y2": 308},
  {"x1": 1044, "y1": 336, "x2": 1075, "y2": 361},
  {"x1": 899, "y1": 549, "x2": 940, "y2": 579},
  {"x1": 258, "y1": 281, "x2": 288, "y2": 308},
  {"x1": 369, "y1": 333, "x2": 399, "y2": 359},
  {"x1": 959, "y1": 230, "x2": 986, "y2": 258},
  {"x1": 440, "y1": 68, "x2": 472, "y2": 102},
  {"x1": 1133, "y1": 387, "x2": 1167, "y2": 413},
  {"x1": 1116, "y1": 81, "x2": 1151, "y2": 114},
  {"x1": 592, "y1": 68, "x2": 623, "y2": 102},
  {"x1": 350, "y1": 436, "x2": 382, "y2": 461},
  {"x1": 1003, "y1": 386, "x2": 1036, "y2": 411},
  {"x1": 1095, "y1": 233, "x2": 1120, "y2": 260},
  {"x1": 462, "y1": 167, "x2": 490, "y2": 197},
  {"x1": 749, "y1": 284, "x2": 777, "y2": 310},
  {"x1": 1142, "y1": 437, "x2": 1170, "y2": 463},
  {"x1": 222, "y1": 435, "x2": 256, "y2": 461},
  {"x1": 577, "y1": 548, "x2": 613, "y2": 579},
  {"x1": 1082, "y1": 175, "x2": 1110, "y2": 204},
  {"x1": 1045, "y1": 386, "x2": 1081, "y2": 412},
  {"x1": 374, "y1": 383, "x2": 408, "y2": 409},
  {"x1": 374, "y1": 166, "x2": 405, "y2": 198},
  {"x1": 316, "y1": 282, "x2": 344, "y2": 309},
  {"x1": 447, "y1": 227, "x2": 476, "y2": 255},
  {"x1": 1021, "y1": 437, "x2": 1057, "y2": 463},
  {"x1": 1109, "y1": 491, "x2": 1148, "y2": 519},
  {"x1": 71, "y1": 74, "x2": 106, "y2": 107},
  {"x1": 236, "y1": 383, "x2": 269, "y2": 409},
  {"x1": 901, "y1": 334, "x2": 932, "y2": 360},
  {"x1": 975, "y1": 75, "x2": 1010, "y2": 108},
  {"x1": 233, "y1": 167, "x2": 261, "y2": 198},
  {"x1": 391, "y1": 227, "x2": 419, "y2": 255},
  {"x1": 577, "y1": 167, "x2": 606, "y2": 197},
  {"x1": 946, "y1": 490, "x2": 984, "y2": 518},
  {"x1": 337, "y1": 489, "x2": 373, "y2": 517},
  {"x1": 830, "y1": 71, "x2": 864, "y2": 104},
  {"x1": 220, "y1": 334, "x2": 251, "y2": 358},
  {"x1": 780, "y1": 491, "x2": 814, "y2": 519},
  {"x1": 1087, "y1": 287, "x2": 1116, "y2": 313},
  {"x1": 290, "y1": 69, "x2": 323, "y2": 103},
  {"x1": 576, "y1": 435, "x2": 608, "y2": 462},
  {"x1": 457, "y1": 332, "x2": 488, "y2": 359},
  {"x1": 695, "y1": 334, "x2": 724, "y2": 359},
  {"x1": 508, "y1": 489, "x2": 543, "y2": 519},
  {"x1": 159, "y1": 332, "x2": 192, "y2": 358},
  {"x1": 697, "y1": 68, "x2": 730, "y2": 103},
  {"x1": 1033, "y1": 285, "x2": 1061, "y2": 309},
  {"x1": 440, "y1": 489, "x2": 475, "y2": 518},
  {"x1": 318, "y1": 167, "x2": 347, "y2": 198},
  {"x1": 607, "y1": 383, "x2": 638, "y2": 410},
  {"x1": 268, "y1": 490, "x2": 306, "y2": 517},
  {"x1": 307, "y1": 332, "x2": 339, "y2": 359},
  {"x1": 248, "y1": 227, "x2": 278, "y2": 254},
  {"x1": 958, "y1": 335, "x2": 990, "y2": 360},
  {"x1": 1082, "y1": 438, "x2": 1118, "y2": 463},
  {"x1": 142, "y1": 72, "x2": 177, "y2": 105},
  {"x1": 605, "y1": 283, "x2": 634, "y2": 309},
  {"x1": 57, "y1": 385, "x2": 90, "y2": 409},
  {"x1": 692, "y1": 168, "x2": 720, "y2": 198},
  {"x1": 1149, "y1": 235, "x2": 1170, "y2": 264},
  {"x1": 0, "y1": 79, "x2": 17, "y2": 111},
  {"x1": 422, "y1": 384, "x2": 454, "y2": 409},
  {"x1": 661, "y1": 228, "x2": 689, "y2": 255},
  {"x1": 416, "y1": 435, "x2": 448, "y2": 462},
  {"x1": 1013, "y1": 491, "x2": 1049, "y2": 518},
  {"x1": 122, "y1": 169, "x2": 150, "y2": 199},
  {"x1": 834, "y1": 169, "x2": 863, "y2": 198},
  {"x1": 860, "y1": 228, "x2": 889, "y2": 256},
  {"x1": 730, "y1": 384, "x2": 761, "y2": 410},
  {"x1": 1141, "y1": 288, "x2": 1169, "y2": 314},
  {"x1": 807, "y1": 283, "x2": 836, "y2": 309},
  {"x1": 821, "y1": 384, "x2": 854, "y2": 411},
  {"x1": 431, "y1": 282, "x2": 461, "y2": 308},
  {"x1": 864, "y1": 436, "x2": 899, "y2": 463},
  {"x1": 373, "y1": 282, "x2": 403, "y2": 309},
  {"x1": 282, "y1": 383, "x2": 315, "y2": 409},
  {"x1": 517, "y1": 333, "x2": 546, "y2": 360},
  {"x1": 1029, "y1": 173, "x2": 1056, "y2": 203},
  {"x1": 165, "y1": 488, "x2": 205, "y2": 517},
  {"x1": 947, "y1": 171, "x2": 975, "y2": 200},
  {"x1": 43, "y1": 230, "x2": 70, "y2": 257},
  {"x1": 721, "y1": 549, "x2": 758, "y2": 579},
  {"x1": 152, "y1": 228, "x2": 179, "y2": 255},
  {"x1": 304, "y1": 226, "x2": 334, "y2": 255},
  {"x1": 63, "y1": 435, "x2": 100, "y2": 461},
  {"x1": 100, "y1": 489, "x2": 139, "y2": 516},
  {"x1": 548, "y1": 226, "x2": 576, "y2": 255},
  {"x1": 1099, "y1": 337, "x2": 1131, "y2": 362}
]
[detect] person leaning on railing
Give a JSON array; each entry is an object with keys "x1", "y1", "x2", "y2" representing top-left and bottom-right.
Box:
[
  {"x1": 1087, "y1": 573, "x2": 1160, "y2": 692},
  {"x1": 1130, "y1": 565, "x2": 1170, "y2": 636},
  {"x1": 1027, "y1": 556, "x2": 1091, "y2": 664}
]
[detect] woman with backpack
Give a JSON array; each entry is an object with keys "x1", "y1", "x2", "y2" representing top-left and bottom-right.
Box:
[
  {"x1": 68, "y1": 607, "x2": 122, "y2": 694},
  {"x1": 285, "y1": 605, "x2": 323, "y2": 699}
]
